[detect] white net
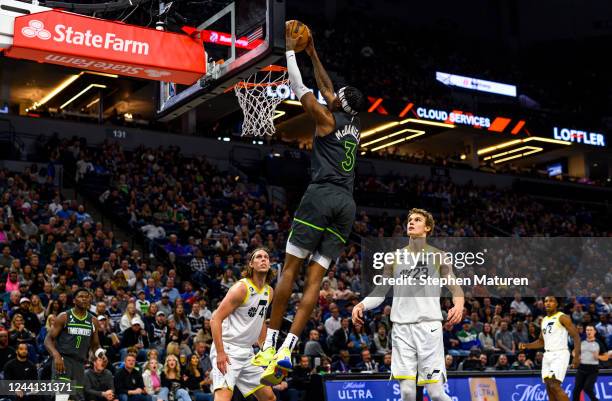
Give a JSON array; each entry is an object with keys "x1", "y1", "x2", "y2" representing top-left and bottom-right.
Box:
[{"x1": 234, "y1": 66, "x2": 288, "y2": 136}]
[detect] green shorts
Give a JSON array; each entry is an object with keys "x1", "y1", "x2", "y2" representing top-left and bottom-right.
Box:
[{"x1": 288, "y1": 183, "x2": 356, "y2": 265}]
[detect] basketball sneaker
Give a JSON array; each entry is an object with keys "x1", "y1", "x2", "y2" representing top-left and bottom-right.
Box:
[
  {"x1": 260, "y1": 347, "x2": 293, "y2": 386},
  {"x1": 251, "y1": 346, "x2": 276, "y2": 367}
]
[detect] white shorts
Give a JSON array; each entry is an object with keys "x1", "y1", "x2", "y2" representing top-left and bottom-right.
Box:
[
  {"x1": 210, "y1": 343, "x2": 265, "y2": 397},
  {"x1": 542, "y1": 350, "x2": 570, "y2": 383},
  {"x1": 391, "y1": 321, "x2": 446, "y2": 385}
]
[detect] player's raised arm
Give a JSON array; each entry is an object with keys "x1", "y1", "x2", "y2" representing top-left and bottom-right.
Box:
[
  {"x1": 352, "y1": 262, "x2": 393, "y2": 325},
  {"x1": 285, "y1": 29, "x2": 335, "y2": 136},
  {"x1": 560, "y1": 314, "x2": 581, "y2": 368},
  {"x1": 210, "y1": 281, "x2": 247, "y2": 374},
  {"x1": 440, "y1": 260, "x2": 464, "y2": 325},
  {"x1": 44, "y1": 311, "x2": 67, "y2": 374},
  {"x1": 305, "y1": 37, "x2": 335, "y2": 107}
]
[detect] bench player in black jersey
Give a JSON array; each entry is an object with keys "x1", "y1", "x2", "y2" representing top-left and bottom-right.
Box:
[
  {"x1": 45, "y1": 288, "x2": 101, "y2": 401},
  {"x1": 254, "y1": 26, "x2": 367, "y2": 385}
]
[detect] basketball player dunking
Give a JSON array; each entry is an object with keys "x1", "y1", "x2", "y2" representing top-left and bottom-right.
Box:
[
  {"x1": 209, "y1": 248, "x2": 276, "y2": 401},
  {"x1": 253, "y1": 26, "x2": 367, "y2": 385},
  {"x1": 520, "y1": 296, "x2": 581, "y2": 401},
  {"x1": 352, "y1": 209, "x2": 464, "y2": 401},
  {"x1": 45, "y1": 288, "x2": 101, "y2": 401}
]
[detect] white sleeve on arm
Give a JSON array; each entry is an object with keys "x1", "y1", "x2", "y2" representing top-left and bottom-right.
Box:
[
  {"x1": 361, "y1": 296, "x2": 385, "y2": 311},
  {"x1": 286, "y1": 50, "x2": 312, "y2": 100}
]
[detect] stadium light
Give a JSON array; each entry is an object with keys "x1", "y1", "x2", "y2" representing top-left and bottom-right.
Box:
[
  {"x1": 483, "y1": 146, "x2": 542, "y2": 161},
  {"x1": 370, "y1": 131, "x2": 427, "y2": 152},
  {"x1": 524, "y1": 136, "x2": 572, "y2": 146},
  {"x1": 31, "y1": 73, "x2": 81, "y2": 110},
  {"x1": 361, "y1": 128, "x2": 425, "y2": 148},
  {"x1": 283, "y1": 100, "x2": 302, "y2": 106},
  {"x1": 86, "y1": 98, "x2": 100, "y2": 109},
  {"x1": 361, "y1": 122, "x2": 401, "y2": 138},
  {"x1": 493, "y1": 147, "x2": 543, "y2": 164},
  {"x1": 272, "y1": 110, "x2": 285, "y2": 120},
  {"x1": 399, "y1": 118, "x2": 455, "y2": 128},
  {"x1": 60, "y1": 84, "x2": 107, "y2": 110},
  {"x1": 477, "y1": 139, "x2": 526, "y2": 155}
]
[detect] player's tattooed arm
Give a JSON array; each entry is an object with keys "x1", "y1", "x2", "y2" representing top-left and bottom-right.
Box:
[
  {"x1": 44, "y1": 311, "x2": 67, "y2": 374},
  {"x1": 305, "y1": 36, "x2": 335, "y2": 106},
  {"x1": 560, "y1": 314, "x2": 581, "y2": 368},
  {"x1": 440, "y1": 258, "x2": 464, "y2": 325}
]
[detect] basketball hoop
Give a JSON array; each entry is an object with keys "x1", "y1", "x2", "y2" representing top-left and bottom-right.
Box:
[{"x1": 234, "y1": 65, "x2": 288, "y2": 137}]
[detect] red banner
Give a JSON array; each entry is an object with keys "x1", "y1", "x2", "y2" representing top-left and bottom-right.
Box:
[
  {"x1": 6, "y1": 10, "x2": 206, "y2": 85},
  {"x1": 199, "y1": 29, "x2": 264, "y2": 50}
]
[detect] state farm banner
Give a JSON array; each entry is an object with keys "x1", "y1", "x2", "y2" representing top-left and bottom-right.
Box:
[{"x1": 6, "y1": 10, "x2": 205, "y2": 84}]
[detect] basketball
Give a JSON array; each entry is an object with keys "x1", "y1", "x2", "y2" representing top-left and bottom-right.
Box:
[{"x1": 286, "y1": 19, "x2": 311, "y2": 52}]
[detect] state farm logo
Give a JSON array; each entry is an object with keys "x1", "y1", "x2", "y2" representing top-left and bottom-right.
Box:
[
  {"x1": 20, "y1": 19, "x2": 150, "y2": 56},
  {"x1": 144, "y1": 69, "x2": 171, "y2": 78},
  {"x1": 209, "y1": 32, "x2": 219, "y2": 43},
  {"x1": 21, "y1": 20, "x2": 51, "y2": 40}
]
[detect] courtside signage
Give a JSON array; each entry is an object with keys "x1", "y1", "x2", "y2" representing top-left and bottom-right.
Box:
[
  {"x1": 553, "y1": 126, "x2": 606, "y2": 147},
  {"x1": 6, "y1": 10, "x2": 205, "y2": 84}
]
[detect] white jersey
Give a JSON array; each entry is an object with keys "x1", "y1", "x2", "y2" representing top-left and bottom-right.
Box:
[
  {"x1": 221, "y1": 278, "x2": 272, "y2": 347},
  {"x1": 390, "y1": 245, "x2": 443, "y2": 324},
  {"x1": 542, "y1": 312, "x2": 569, "y2": 352}
]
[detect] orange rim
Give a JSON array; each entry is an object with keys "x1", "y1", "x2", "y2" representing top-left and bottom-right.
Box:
[{"x1": 225, "y1": 65, "x2": 288, "y2": 93}]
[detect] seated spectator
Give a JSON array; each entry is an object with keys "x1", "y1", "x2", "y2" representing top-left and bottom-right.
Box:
[
  {"x1": 84, "y1": 354, "x2": 117, "y2": 401},
  {"x1": 348, "y1": 322, "x2": 371, "y2": 354},
  {"x1": 13, "y1": 298, "x2": 41, "y2": 334},
  {"x1": 378, "y1": 352, "x2": 392, "y2": 373},
  {"x1": 164, "y1": 235, "x2": 185, "y2": 257},
  {"x1": 288, "y1": 356, "x2": 312, "y2": 401},
  {"x1": 495, "y1": 322, "x2": 516, "y2": 355},
  {"x1": 304, "y1": 330, "x2": 327, "y2": 359},
  {"x1": 445, "y1": 354, "x2": 456, "y2": 372},
  {"x1": 479, "y1": 353, "x2": 491, "y2": 371},
  {"x1": 142, "y1": 359, "x2": 167, "y2": 401},
  {"x1": 120, "y1": 317, "x2": 150, "y2": 361},
  {"x1": 120, "y1": 303, "x2": 140, "y2": 333},
  {"x1": 511, "y1": 295, "x2": 531, "y2": 316},
  {"x1": 461, "y1": 349, "x2": 483, "y2": 371},
  {"x1": 324, "y1": 304, "x2": 341, "y2": 337},
  {"x1": 355, "y1": 349, "x2": 378, "y2": 372},
  {"x1": 513, "y1": 321, "x2": 529, "y2": 346},
  {"x1": 495, "y1": 354, "x2": 511, "y2": 371},
  {"x1": 332, "y1": 318, "x2": 351, "y2": 354},
  {"x1": 97, "y1": 315, "x2": 121, "y2": 361},
  {"x1": 184, "y1": 354, "x2": 212, "y2": 401},
  {"x1": 3, "y1": 343, "x2": 38, "y2": 401},
  {"x1": 0, "y1": 330, "x2": 16, "y2": 374},
  {"x1": 331, "y1": 349, "x2": 352, "y2": 373},
  {"x1": 457, "y1": 319, "x2": 480, "y2": 352},
  {"x1": 136, "y1": 291, "x2": 151, "y2": 315},
  {"x1": 443, "y1": 321, "x2": 462, "y2": 356},
  {"x1": 533, "y1": 351, "x2": 544, "y2": 369},
  {"x1": 161, "y1": 355, "x2": 191, "y2": 401},
  {"x1": 372, "y1": 324, "x2": 391, "y2": 356},
  {"x1": 511, "y1": 352, "x2": 533, "y2": 370},
  {"x1": 478, "y1": 323, "x2": 499, "y2": 353},
  {"x1": 114, "y1": 354, "x2": 151, "y2": 401},
  {"x1": 333, "y1": 280, "x2": 354, "y2": 301}
]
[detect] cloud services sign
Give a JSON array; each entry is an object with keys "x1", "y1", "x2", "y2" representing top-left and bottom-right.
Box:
[
  {"x1": 553, "y1": 126, "x2": 606, "y2": 147},
  {"x1": 6, "y1": 10, "x2": 205, "y2": 84}
]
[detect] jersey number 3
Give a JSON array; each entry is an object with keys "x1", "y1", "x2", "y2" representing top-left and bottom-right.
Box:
[{"x1": 341, "y1": 141, "x2": 357, "y2": 172}]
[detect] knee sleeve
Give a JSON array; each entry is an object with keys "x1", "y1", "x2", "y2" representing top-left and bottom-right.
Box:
[
  {"x1": 425, "y1": 383, "x2": 452, "y2": 401},
  {"x1": 286, "y1": 241, "x2": 310, "y2": 259},
  {"x1": 400, "y1": 380, "x2": 417, "y2": 401}
]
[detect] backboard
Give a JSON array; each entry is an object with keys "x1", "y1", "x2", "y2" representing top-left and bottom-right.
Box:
[{"x1": 156, "y1": 0, "x2": 285, "y2": 122}]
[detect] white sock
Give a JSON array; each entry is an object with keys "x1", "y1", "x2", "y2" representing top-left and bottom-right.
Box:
[
  {"x1": 280, "y1": 333, "x2": 299, "y2": 352},
  {"x1": 263, "y1": 328, "x2": 279, "y2": 350}
]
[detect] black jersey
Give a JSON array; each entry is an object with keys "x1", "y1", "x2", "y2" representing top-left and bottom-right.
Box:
[
  {"x1": 311, "y1": 111, "x2": 360, "y2": 193},
  {"x1": 57, "y1": 308, "x2": 95, "y2": 362}
]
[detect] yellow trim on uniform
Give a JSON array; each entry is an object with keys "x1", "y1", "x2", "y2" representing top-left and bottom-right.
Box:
[
  {"x1": 243, "y1": 384, "x2": 265, "y2": 397},
  {"x1": 247, "y1": 278, "x2": 265, "y2": 294},
  {"x1": 240, "y1": 279, "x2": 250, "y2": 305},
  {"x1": 266, "y1": 285, "x2": 272, "y2": 303},
  {"x1": 417, "y1": 380, "x2": 439, "y2": 385},
  {"x1": 392, "y1": 375, "x2": 417, "y2": 380}
]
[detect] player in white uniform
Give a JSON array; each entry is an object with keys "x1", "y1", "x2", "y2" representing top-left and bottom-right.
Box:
[
  {"x1": 210, "y1": 248, "x2": 276, "y2": 401},
  {"x1": 520, "y1": 296, "x2": 581, "y2": 401},
  {"x1": 352, "y1": 208, "x2": 463, "y2": 401}
]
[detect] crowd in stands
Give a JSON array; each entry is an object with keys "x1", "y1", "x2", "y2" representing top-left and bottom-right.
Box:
[{"x1": 0, "y1": 137, "x2": 610, "y2": 401}]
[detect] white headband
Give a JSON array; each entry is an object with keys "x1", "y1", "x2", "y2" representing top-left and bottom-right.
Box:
[{"x1": 338, "y1": 87, "x2": 358, "y2": 116}]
